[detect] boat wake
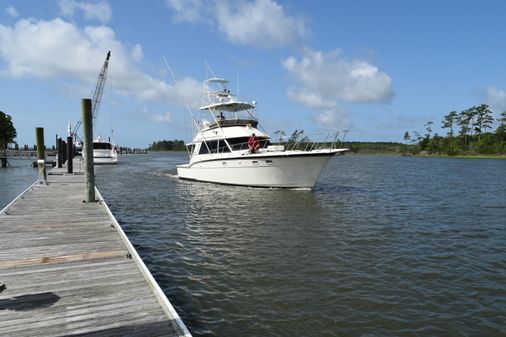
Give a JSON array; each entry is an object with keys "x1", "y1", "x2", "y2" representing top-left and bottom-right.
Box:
[
  {"x1": 152, "y1": 171, "x2": 179, "y2": 179},
  {"x1": 290, "y1": 187, "x2": 312, "y2": 191}
]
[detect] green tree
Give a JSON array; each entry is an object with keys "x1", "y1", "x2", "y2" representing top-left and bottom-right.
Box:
[
  {"x1": 474, "y1": 104, "x2": 494, "y2": 138},
  {"x1": 148, "y1": 139, "x2": 186, "y2": 151},
  {"x1": 403, "y1": 131, "x2": 410, "y2": 143},
  {"x1": 428, "y1": 133, "x2": 443, "y2": 154},
  {"x1": 402, "y1": 131, "x2": 410, "y2": 154},
  {"x1": 424, "y1": 121, "x2": 433, "y2": 139},
  {"x1": 496, "y1": 111, "x2": 506, "y2": 150},
  {"x1": 0, "y1": 111, "x2": 17, "y2": 149},
  {"x1": 274, "y1": 130, "x2": 286, "y2": 143},
  {"x1": 498, "y1": 111, "x2": 506, "y2": 126},
  {"x1": 287, "y1": 129, "x2": 304, "y2": 146},
  {"x1": 442, "y1": 111, "x2": 458, "y2": 137},
  {"x1": 457, "y1": 108, "x2": 474, "y2": 150}
]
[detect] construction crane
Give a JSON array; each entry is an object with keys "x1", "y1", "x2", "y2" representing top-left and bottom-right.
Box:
[{"x1": 72, "y1": 51, "x2": 111, "y2": 136}]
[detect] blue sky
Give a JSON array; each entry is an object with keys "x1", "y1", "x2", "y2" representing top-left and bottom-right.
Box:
[{"x1": 1, "y1": 0, "x2": 506, "y2": 147}]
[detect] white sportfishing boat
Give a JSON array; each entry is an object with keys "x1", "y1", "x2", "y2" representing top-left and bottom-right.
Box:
[
  {"x1": 176, "y1": 77, "x2": 348, "y2": 188},
  {"x1": 93, "y1": 137, "x2": 118, "y2": 165},
  {"x1": 72, "y1": 136, "x2": 118, "y2": 165}
]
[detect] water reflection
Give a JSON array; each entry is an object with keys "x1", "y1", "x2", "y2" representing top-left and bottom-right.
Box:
[{"x1": 94, "y1": 153, "x2": 506, "y2": 337}]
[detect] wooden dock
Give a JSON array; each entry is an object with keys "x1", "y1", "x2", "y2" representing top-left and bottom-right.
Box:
[{"x1": 0, "y1": 161, "x2": 191, "y2": 336}]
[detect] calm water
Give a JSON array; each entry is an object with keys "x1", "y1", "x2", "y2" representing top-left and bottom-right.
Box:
[
  {"x1": 0, "y1": 158, "x2": 39, "y2": 209},
  {"x1": 2, "y1": 153, "x2": 506, "y2": 336}
]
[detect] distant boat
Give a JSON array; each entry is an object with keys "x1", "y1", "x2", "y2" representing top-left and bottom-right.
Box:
[
  {"x1": 67, "y1": 52, "x2": 119, "y2": 165},
  {"x1": 93, "y1": 137, "x2": 118, "y2": 165},
  {"x1": 176, "y1": 77, "x2": 348, "y2": 188}
]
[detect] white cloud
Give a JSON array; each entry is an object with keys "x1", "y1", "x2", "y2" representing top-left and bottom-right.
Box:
[
  {"x1": 313, "y1": 108, "x2": 349, "y2": 130},
  {"x1": 165, "y1": 0, "x2": 204, "y2": 23},
  {"x1": 287, "y1": 88, "x2": 337, "y2": 109},
  {"x1": 215, "y1": 0, "x2": 306, "y2": 48},
  {"x1": 0, "y1": 18, "x2": 202, "y2": 108},
  {"x1": 131, "y1": 44, "x2": 143, "y2": 62},
  {"x1": 283, "y1": 48, "x2": 393, "y2": 132},
  {"x1": 150, "y1": 112, "x2": 172, "y2": 124},
  {"x1": 282, "y1": 48, "x2": 394, "y2": 104},
  {"x1": 165, "y1": 0, "x2": 307, "y2": 48},
  {"x1": 483, "y1": 86, "x2": 506, "y2": 111},
  {"x1": 5, "y1": 6, "x2": 18, "y2": 17},
  {"x1": 59, "y1": 0, "x2": 112, "y2": 23}
]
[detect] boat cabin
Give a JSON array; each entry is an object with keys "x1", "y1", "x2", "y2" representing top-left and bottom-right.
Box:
[{"x1": 93, "y1": 142, "x2": 113, "y2": 150}]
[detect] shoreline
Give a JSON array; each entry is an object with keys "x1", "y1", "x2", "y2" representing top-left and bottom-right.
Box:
[{"x1": 345, "y1": 152, "x2": 506, "y2": 159}]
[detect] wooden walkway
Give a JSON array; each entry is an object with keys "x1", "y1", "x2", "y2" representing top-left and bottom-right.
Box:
[{"x1": 0, "y1": 161, "x2": 191, "y2": 336}]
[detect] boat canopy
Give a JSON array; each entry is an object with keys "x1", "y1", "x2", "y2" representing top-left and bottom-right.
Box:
[
  {"x1": 204, "y1": 77, "x2": 229, "y2": 84},
  {"x1": 207, "y1": 118, "x2": 258, "y2": 130},
  {"x1": 199, "y1": 101, "x2": 256, "y2": 112}
]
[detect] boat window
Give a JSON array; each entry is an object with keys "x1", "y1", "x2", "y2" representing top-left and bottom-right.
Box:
[
  {"x1": 186, "y1": 144, "x2": 195, "y2": 154},
  {"x1": 197, "y1": 137, "x2": 270, "y2": 154},
  {"x1": 225, "y1": 137, "x2": 270, "y2": 151},
  {"x1": 198, "y1": 140, "x2": 231, "y2": 154},
  {"x1": 93, "y1": 142, "x2": 112, "y2": 150}
]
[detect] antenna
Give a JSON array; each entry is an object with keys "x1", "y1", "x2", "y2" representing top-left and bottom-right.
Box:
[
  {"x1": 163, "y1": 57, "x2": 194, "y2": 118},
  {"x1": 162, "y1": 57, "x2": 211, "y2": 154},
  {"x1": 204, "y1": 61, "x2": 217, "y2": 78},
  {"x1": 236, "y1": 69, "x2": 240, "y2": 98}
]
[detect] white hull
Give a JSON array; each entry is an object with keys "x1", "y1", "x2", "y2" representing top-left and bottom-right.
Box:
[
  {"x1": 177, "y1": 150, "x2": 342, "y2": 188},
  {"x1": 174, "y1": 75, "x2": 348, "y2": 188},
  {"x1": 93, "y1": 149, "x2": 118, "y2": 165}
]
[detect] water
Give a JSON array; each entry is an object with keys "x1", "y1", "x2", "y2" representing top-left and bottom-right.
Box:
[
  {"x1": 3, "y1": 153, "x2": 506, "y2": 336},
  {"x1": 0, "y1": 158, "x2": 39, "y2": 209}
]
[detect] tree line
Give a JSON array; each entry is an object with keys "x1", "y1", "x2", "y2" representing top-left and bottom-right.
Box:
[
  {"x1": 0, "y1": 111, "x2": 17, "y2": 149},
  {"x1": 148, "y1": 139, "x2": 186, "y2": 151},
  {"x1": 404, "y1": 104, "x2": 506, "y2": 155}
]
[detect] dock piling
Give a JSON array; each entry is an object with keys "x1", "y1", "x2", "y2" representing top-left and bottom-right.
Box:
[
  {"x1": 81, "y1": 98, "x2": 95, "y2": 202},
  {"x1": 35, "y1": 127, "x2": 46, "y2": 183},
  {"x1": 67, "y1": 135, "x2": 73, "y2": 173},
  {"x1": 57, "y1": 137, "x2": 63, "y2": 168}
]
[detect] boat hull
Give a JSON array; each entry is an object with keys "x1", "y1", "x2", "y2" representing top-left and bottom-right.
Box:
[
  {"x1": 93, "y1": 149, "x2": 118, "y2": 165},
  {"x1": 177, "y1": 151, "x2": 340, "y2": 188}
]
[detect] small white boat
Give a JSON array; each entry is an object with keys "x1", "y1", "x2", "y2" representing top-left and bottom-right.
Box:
[
  {"x1": 176, "y1": 77, "x2": 347, "y2": 188},
  {"x1": 93, "y1": 137, "x2": 118, "y2": 165}
]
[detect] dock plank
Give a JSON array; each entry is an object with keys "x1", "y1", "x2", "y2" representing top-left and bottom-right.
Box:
[{"x1": 0, "y1": 166, "x2": 190, "y2": 336}]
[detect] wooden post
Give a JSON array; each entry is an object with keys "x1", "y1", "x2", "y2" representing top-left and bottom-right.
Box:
[
  {"x1": 81, "y1": 98, "x2": 95, "y2": 202},
  {"x1": 35, "y1": 127, "x2": 47, "y2": 183},
  {"x1": 67, "y1": 136, "x2": 73, "y2": 173},
  {"x1": 62, "y1": 140, "x2": 67, "y2": 164},
  {"x1": 57, "y1": 138, "x2": 63, "y2": 168},
  {"x1": 0, "y1": 147, "x2": 6, "y2": 168}
]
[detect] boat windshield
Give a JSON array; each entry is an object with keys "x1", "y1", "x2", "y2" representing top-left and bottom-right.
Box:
[
  {"x1": 93, "y1": 142, "x2": 112, "y2": 150},
  {"x1": 198, "y1": 137, "x2": 270, "y2": 154}
]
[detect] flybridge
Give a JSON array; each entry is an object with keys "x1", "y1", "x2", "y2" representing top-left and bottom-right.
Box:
[
  {"x1": 176, "y1": 74, "x2": 349, "y2": 188},
  {"x1": 199, "y1": 101, "x2": 256, "y2": 112},
  {"x1": 200, "y1": 77, "x2": 256, "y2": 112}
]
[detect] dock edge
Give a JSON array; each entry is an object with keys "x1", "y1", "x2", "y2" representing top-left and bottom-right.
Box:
[{"x1": 95, "y1": 187, "x2": 193, "y2": 337}]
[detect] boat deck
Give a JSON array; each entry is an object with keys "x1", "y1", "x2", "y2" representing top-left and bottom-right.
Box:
[{"x1": 0, "y1": 162, "x2": 190, "y2": 336}]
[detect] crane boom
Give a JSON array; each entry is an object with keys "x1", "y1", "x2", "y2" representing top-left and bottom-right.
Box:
[
  {"x1": 91, "y1": 51, "x2": 111, "y2": 127},
  {"x1": 72, "y1": 51, "x2": 111, "y2": 136}
]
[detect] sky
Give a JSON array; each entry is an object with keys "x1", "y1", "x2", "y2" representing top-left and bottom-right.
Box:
[{"x1": 1, "y1": 0, "x2": 506, "y2": 147}]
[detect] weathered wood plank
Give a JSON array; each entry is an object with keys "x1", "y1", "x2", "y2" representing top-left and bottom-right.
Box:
[
  {"x1": 0, "y1": 250, "x2": 128, "y2": 268},
  {"x1": 0, "y1": 169, "x2": 190, "y2": 336}
]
